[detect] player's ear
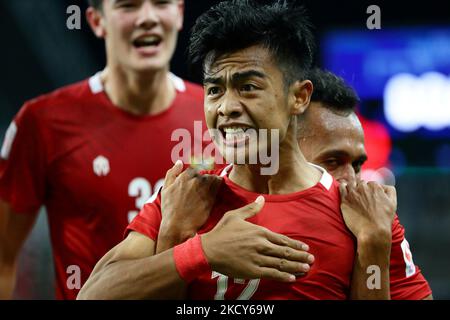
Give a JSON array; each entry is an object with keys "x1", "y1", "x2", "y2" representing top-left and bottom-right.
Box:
[
  {"x1": 176, "y1": 0, "x2": 185, "y2": 31},
  {"x1": 289, "y1": 79, "x2": 313, "y2": 116},
  {"x1": 86, "y1": 6, "x2": 106, "y2": 39}
]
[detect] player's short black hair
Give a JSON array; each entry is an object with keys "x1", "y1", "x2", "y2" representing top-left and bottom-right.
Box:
[
  {"x1": 88, "y1": 0, "x2": 102, "y2": 10},
  {"x1": 308, "y1": 68, "x2": 360, "y2": 115},
  {"x1": 188, "y1": 0, "x2": 315, "y2": 86}
]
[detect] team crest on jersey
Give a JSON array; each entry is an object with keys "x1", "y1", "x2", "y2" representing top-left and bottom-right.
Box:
[
  {"x1": 93, "y1": 155, "x2": 110, "y2": 177},
  {"x1": 401, "y1": 238, "x2": 416, "y2": 277},
  {"x1": 1, "y1": 121, "x2": 17, "y2": 160}
]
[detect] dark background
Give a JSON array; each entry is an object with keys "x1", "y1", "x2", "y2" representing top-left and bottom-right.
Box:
[
  {"x1": 1, "y1": 0, "x2": 449, "y2": 299},
  {"x1": 2, "y1": 0, "x2": 449, "y2": 123}
]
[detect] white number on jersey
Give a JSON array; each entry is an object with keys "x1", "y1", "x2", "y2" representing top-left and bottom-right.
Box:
[
  {"x1": 211, "y1": 271, "x2": 260, "y2": 300},
  {"x1": 127, "y1": 178, "x2": 164, "y2": 223}
]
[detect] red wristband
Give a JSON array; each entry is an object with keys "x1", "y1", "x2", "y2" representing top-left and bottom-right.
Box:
[{"x1": 173, "y1": 234, "x2": 211, "y2": 283}]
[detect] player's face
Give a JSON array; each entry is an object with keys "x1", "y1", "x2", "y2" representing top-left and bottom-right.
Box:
[
  {"x1": 203, "y1": 45, "x2": 301, "y2": 164},
  {"x1": 299, "y1": 103, "x2": 367, "y2": 184},
  {"x1": 98, "y1": 0, "x2": 183, "y2": 72}
]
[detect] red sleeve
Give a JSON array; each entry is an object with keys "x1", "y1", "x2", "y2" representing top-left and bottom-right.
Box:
[
  {"x1": 0, "y1": 102, "x2": 48, "y2": 214},
  {"x1": 389, "y1": 214, "x2": 432, "y2": 299},
  {"x1": 125, "y1": 194, "x2": 163, "y2": 241}
]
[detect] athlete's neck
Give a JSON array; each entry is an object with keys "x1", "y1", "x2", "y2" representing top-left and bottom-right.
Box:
[
  {"x1": 229, "y1": 118, "x2": 321, "y2": 195},
  {"x1": 101, "y1": 64, "x2": 176, "y2": 116}
]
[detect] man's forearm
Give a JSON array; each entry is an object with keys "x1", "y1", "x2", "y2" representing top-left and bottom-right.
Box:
[
  {"x1": 156, "y1": 221, "x2": 195, "y2": 254},
  {"x1": 78, "y1": 248, "x2": 186, "y2": 300},
  {"x1": 350, "y1": 233, "x2": 391, "y2": 300}
]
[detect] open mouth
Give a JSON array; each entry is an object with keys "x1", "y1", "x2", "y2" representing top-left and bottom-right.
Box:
[
  {"x1": 132, "y1": 35, "x2": 162, "y2": 48},
  {"x1": 219, "y1": 126, "x2": 254, "y2": 147}
]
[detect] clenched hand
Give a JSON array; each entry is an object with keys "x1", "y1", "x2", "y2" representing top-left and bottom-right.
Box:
[
  {"x1": 157, "y1": 161, "x2": 223, "y2": 253},
  {"x1": 339, "y1": 180, "x2": 397, "y2": 242}
]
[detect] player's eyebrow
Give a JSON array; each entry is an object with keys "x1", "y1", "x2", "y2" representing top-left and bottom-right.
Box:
[
  {"x1": 203, "y1": 76, "x2": 222, "y2": 86},
  {"x1": 232, "y1": 70, "x2": 267, "y2": 82},
  {"x1": 112, "y1": 0, "x2": 144, "y2": 5},
  {"x1": 355, "y1": 154, "x2": 368, "y2": 164},
  {"x1": 204, "y1": 70, "x2": 267, "y2": 86},
  {"x1": 320, "y1": 149, "x2": 351, "y2": 158},
  {"x1": 321, "y1": 149, "x2": 368, "y2": 163}
]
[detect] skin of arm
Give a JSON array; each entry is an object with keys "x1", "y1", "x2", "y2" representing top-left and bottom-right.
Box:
[
  {"x1": 77, "y1": 231, "x2": 187, "y2": 300},
  {"x1": 350, "y1": 231, "x2": 392, "y2": 300},
  {"x1": 0, "y1": 200, "x2": 38, "y2": 299}
]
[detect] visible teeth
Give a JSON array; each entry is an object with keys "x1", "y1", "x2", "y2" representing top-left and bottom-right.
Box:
[
  {"x1": 135, "y1": 36, "x2": 160, "y2": 46},
  {"x1": 223, "y1": 127, "x2": 247, "y2": 134}
]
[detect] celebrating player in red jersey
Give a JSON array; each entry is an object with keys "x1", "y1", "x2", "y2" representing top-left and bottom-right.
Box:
[
  {"x1": 0, "y1": 0, "x2": 208, "y2": 300},
  {"x1": 298, "y1": 69, "x2": 432, "y2": 299},
  {"x1": 79, "y1": 1, "x2": 360, "y2": 300}
]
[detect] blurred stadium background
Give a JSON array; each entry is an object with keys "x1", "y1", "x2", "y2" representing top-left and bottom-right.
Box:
[{"x1": 0, "y1": 0, "x2": 449, "y2": 299}]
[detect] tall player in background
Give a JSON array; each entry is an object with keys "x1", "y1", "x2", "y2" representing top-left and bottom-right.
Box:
[
  {"x1": 298, "y1": 68, "x2": 432, "y2": 299},
  {"x1": 0, "y1": 0, "x2": 208, "y2": 299}
]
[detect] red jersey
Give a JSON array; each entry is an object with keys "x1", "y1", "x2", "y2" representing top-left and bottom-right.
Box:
[
  {"x1": 128, "y1": 164, "x2": 357, "y2": 299},
  {"x1": 128, "y1": 165, "x2": 432, "y2": 300},
  {"x1": 0, "y1": 72, "x2": 208, "y2": 299}
]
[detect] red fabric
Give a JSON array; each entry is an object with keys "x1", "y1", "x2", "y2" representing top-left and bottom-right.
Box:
[
  {"x1": 0, "y1": 75, "x2": 206, "y2": 299},
  {"x1": 173, "y1": 234, "x2": 211, "y2": 283}
]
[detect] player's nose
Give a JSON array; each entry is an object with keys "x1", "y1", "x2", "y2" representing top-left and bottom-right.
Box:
[
  {"x1": 218, "y1": 93, "x2": 243, "y2": 118},
  {"x1": 135, "y1": 2, "x2": 159, "y2": 28}
]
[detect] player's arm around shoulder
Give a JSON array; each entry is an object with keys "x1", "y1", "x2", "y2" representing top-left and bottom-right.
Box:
[
  {"x1": 339, "y1": 181, "x2": 396, "y2": 299},
  {"x1": 77, "y1": 231, "x2": 186, "y2": 300}
]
